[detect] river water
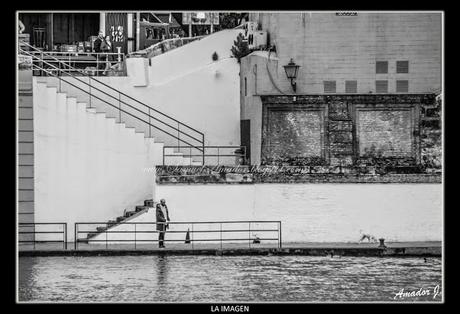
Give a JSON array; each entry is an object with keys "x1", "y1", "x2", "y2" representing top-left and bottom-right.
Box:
[{"x1": 18, "y1": 255, "x2": 442, "y2": 302}]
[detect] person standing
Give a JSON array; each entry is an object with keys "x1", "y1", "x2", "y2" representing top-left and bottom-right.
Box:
[
  {"x1": 156, "y1": 199, "x2": 170, "y2": 248},
  {"x1": 93, "y1": 31, "x2": 106, "y2": 76},
  {"x1": 102, "y1": 35, "x2": 113, "y2": 75}
]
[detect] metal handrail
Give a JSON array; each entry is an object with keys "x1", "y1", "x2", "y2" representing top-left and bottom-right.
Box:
[
  {"x1": 19, "y1": 42, "x2": 205, "y2": 155},
  {"x1": 28, "y1": 62, "x2": 203, "y2": 150},
  {"x1": 20, "y1": 40, "x2": 203, "y2": 136},
  {"x1": 162, "y1": 145, "x2": 247, "y2": 165},
  {"x1": 75, "y1": 220, "x2": 282, "y2": 250},
  {"x1": 129, "y1": 35, "x2": 206, "y2": 58},
  {"x1": 18, "y1": 222, "x2": 67, "y2": 250}
]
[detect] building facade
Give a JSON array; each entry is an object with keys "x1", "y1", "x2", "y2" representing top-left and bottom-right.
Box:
[{"x1": 240, "y1": 12, "x2": 442, "y2": 170}]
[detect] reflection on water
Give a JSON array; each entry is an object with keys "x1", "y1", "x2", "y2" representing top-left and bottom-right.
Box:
[{"x1": 19, "y1": 255, "x2": 442, "y2": 302}]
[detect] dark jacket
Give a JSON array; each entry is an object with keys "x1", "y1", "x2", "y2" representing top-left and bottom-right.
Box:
[
  {"x1": 94, "y1": 37, "x2": 103, "y2": 53},
  {"x1": 156, "y1": 205, "x2": 170, "y2": 231}
]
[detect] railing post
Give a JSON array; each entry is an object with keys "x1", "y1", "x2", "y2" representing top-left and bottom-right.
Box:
[
  {"x1": 217, "y1": 147, "x2": 220, "y2": 165},
  {"x1": 202, "y1": 135, "x2": 205, "y2": 165},
  {"x1": 249, "y1": 222, "x2": 251, "y2": 249},
  {"x1": 220, "y1": 223, "x2": 223, "y2": 251},
  {"x1": 279, "y1": 222, "x2": 282, "y2": 249},
  {"x1": 64, "y1": 223, "x2": 67, "y2": 250},
  {"x1": 190, "y1": 146, "x2": 192, "y2": 165},
  {"x1": 118, "y1": 93, "x2": 121, "y2": 123},
  {"x1": 134, "y1": 223, "x2": 137, "y2": 250},
  {"x1": 96, "y1": 54, "x2": 99, "y2": 76},
  {"x1": 162, "y1": 145, "x2": 165, "y2": 166},
  {"x1": 177, "y1": 123, "x2": 180, "y2": 149},
  {"x1": 106, "y1": 228, "x2": 108, "y2": 250},
  {"x1": 148, "y1": 108, "x2": 151, "y2": 138},
  {"x1": 74, "y1": 223, "x2": 77, "y2": 250},
  {"x1": 191, "y1": 223, "x2": 194, "y2": 251}
]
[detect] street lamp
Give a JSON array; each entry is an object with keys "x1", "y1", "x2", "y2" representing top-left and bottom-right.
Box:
[{"x1": 283, "y1": 58, "x2": 300, "y2": 93}]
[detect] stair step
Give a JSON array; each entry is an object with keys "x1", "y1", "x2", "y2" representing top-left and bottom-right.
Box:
[
  {"x1": 124, "y1": 211, "x2": 136, "y2": 217},
  {"x1": 134, "y1": 205, "x2": 147, "y2": 212},
  {"x1": 144, "y1": 199, "x2": 154, "y2": 207}
]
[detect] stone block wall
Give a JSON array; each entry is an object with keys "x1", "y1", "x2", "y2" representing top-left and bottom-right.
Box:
[{"x1": 259, "y1": 94, "x2": 440, "y2": 174}]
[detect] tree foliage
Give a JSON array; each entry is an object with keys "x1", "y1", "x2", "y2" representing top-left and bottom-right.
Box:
[{"x1": 231, "y1": 33, "x2": 251, "y2": 63}]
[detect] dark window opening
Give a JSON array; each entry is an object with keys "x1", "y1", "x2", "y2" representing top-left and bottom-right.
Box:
[
  {"x1": 396, "y1": 80, "x2": 409, "y2": 93},
  {"x1": 396, "y1": 61, "x2": 409, "y2": 73},
  {"x1": 376, "y1": 80, "x2": 388, "y2": 93},
  {"x1": 324, "y1": 81, "x2": 336, "y2": 93},
  {"x1": 376, "y1": 61, "x2": 388, "y2": 74},
  {"x1": 345, "y1": 80, "x2": 357, "y2": 93}
]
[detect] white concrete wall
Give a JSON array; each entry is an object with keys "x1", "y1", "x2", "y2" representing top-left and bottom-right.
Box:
[
  {"x1": 155, "y1": 183, "x2": 442, "y2": 243},
  {"x1": 39, "y1": 29, "x2": 243, "y2": 156},
  {"x1": 33, "y1": 78, "x2": 157, "y2": 241}
]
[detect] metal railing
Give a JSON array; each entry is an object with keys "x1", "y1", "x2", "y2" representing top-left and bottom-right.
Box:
[
  {"x1": 19, "y1": 40, "x2": 206, "y2": 163},
  {"x1": 129, "y1": 36, "x2": 205, "y2": 59},
  {"x1": 18, "y1": 223, "x2": 67, "y2": 249},
  {"x1": 28, "y1": 51, "x2": 126, "y2": 76},
  {"x1": 163, "y1": 145, "x2": 247, "y2": 166},
  {"x1": 75, "y1": 221, "x2": 282, "y2": 250}
]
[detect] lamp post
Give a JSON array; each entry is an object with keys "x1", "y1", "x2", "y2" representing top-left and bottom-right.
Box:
[{"x1": 283, "y1": 58, "x2": 300, "y2": 93}]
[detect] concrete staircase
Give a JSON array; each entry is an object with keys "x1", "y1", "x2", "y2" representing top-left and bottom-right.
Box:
[
  {"x1": 85, "y1": 199, "x2": 155, "y2": 241},
  {"x1": 36, "y1": 81, "x2": 200, "y2": 166}
]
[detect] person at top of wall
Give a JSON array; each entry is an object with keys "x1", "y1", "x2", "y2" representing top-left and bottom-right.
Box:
[
  {"x1": 102, "y1": 35, "x2": 113, "y2": 76},
  {"x1": 93, "y1": 31, "x2": 106, "y2": 76}
]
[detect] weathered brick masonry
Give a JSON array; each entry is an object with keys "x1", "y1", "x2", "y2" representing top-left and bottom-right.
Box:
[{"x1": 260, "y1": 94, "x2": 439, "y2": 174}]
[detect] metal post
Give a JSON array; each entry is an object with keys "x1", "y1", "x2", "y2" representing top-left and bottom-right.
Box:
[
  {"x1": 249, "y1": 222, "x2": 251, "y2": 249},
  {"x1": 202, "y1": 135, "x2": 205, "y2": 165},
  {"x1": 148, "y1": 108, "x2": 151, "y2": 138},
  {"x1": 217, "y1": 147, "x2": 220, "y2": 165},
  {"x1": 74, "y1": 223, "x2": 77, "y2": 250},
  {"x1": 279, "y1": 222, "x2": 282, "y2": 249},
  {"x1": 105, "y1": 228, "x2": 108, "y2": 250},
  {"x1": 190, "y1": 146, "x2": 192, "y2": 165},
  {"x1": 89, "y1": 83, "x2": 92, "y2": 108},
  {"x1": 191, "y1": 224, "x2": 194, "y2": 251},
  {"x1": 162, "y1": 146, "x2": 165, "y2": 166},
  {"x1": 220, "y1": 223, "x2": 223, "y2": 251},
  {"x1": 134, "y1": 223, "x2": 137, "y2": 250},
  {"x1": 96, "y1": 54, "x2": 99, "y2": 76},
  {"x1": 177, "y1": 123, "x2": 180, "y2": 149},
  {"x1": 63, "y1": 223, "x2": 66, "y2": 250},
  {"x1": 118, "y1": 94, "x2": 121, "y2": 123}
]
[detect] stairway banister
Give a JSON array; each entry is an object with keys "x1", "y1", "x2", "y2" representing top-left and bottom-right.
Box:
[
  {"x1": 23, "y1": 50, "x2": 192, "y2": 139},
  {"x1": 30, "y1": 63, "x2": 204, "y2": 151},
  {"x1": 19, "y1": 40, "x2": 204, "y2": 138}
]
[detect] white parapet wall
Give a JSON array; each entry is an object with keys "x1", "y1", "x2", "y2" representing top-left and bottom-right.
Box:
[
  {"x1": 33, "y1": 78, "x2": 157, "y2": 242},
  {"x1": 155, "y1": 183, "x2": 442, "y2": 243}
]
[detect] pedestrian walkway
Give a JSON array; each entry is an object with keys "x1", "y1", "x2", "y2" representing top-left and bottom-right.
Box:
[{"x1": 18, "y1": 241, "x2": 442, "y2": 257}]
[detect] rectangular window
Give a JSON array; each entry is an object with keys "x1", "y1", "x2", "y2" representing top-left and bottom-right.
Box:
[
  {"x1": 323, "y1": 81, "x2": 336, "y2": 93},
  {"x1": 396, "y1": 80, "x2": 409, "y2": 93},
  {"x1": 396, "y1": 61, "x2": 409, "y2": 73},
  {"x1": 244, "y1": 77, "x2": 247, "y2": 96},
  {"x1": 345, "y1": 80, "x2": 357, "y2": 93},
  {"x1": 376, "y1": 61, "x2": 388, "y2": 74},
  {"x1": 376, "y1": 80, "x2": 388, "y2": 93}
]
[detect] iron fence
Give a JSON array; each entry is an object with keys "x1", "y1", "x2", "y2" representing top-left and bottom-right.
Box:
[
  {"x1": 75, "y1": 221, "x2": 282, "y2": 250},
  {"x1": 18, "y1": 223, "x2": 67, "y2": 250}
]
